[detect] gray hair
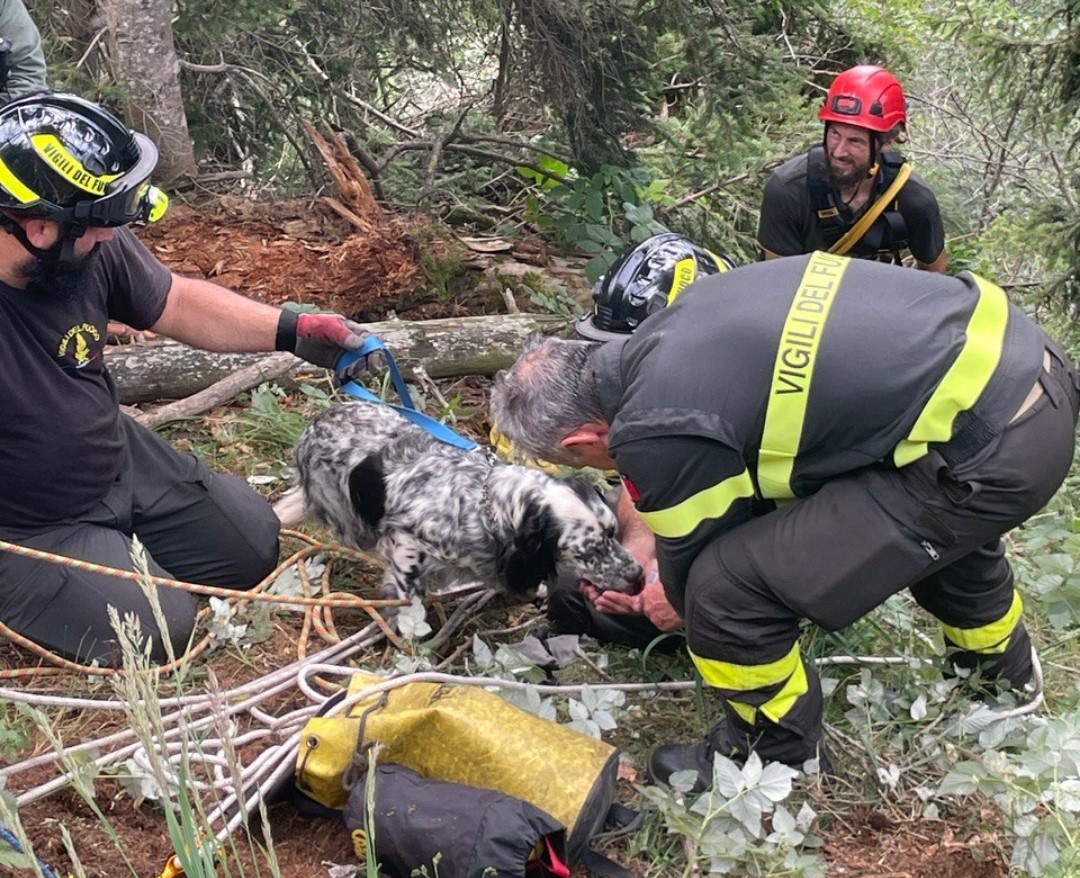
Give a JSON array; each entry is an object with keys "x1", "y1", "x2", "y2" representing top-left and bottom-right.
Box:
[{"x1": 490, "y1": 335, "x2": 606, "y2": 464}]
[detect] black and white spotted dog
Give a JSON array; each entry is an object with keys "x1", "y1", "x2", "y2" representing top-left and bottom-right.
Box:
[{"x1": 274, "y1": 401, "x2": 644, "y2": 606}]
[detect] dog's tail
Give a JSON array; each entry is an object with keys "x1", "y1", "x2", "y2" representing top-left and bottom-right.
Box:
[{"x1": 273, "y1": 487, "x2": 309, "y2": 526}]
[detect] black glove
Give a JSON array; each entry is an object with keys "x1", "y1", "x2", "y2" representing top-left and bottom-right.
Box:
[{"x1": 275, "y1": 310, "x2": 384, "y2": 377}]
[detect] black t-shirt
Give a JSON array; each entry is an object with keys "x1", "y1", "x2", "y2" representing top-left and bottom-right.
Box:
[
  {"x1": 0, "y1": 228, "x2": 172, "y2": 533},
  {"x1": 757, "y1": 150, "x2": 946, "y2": 265}
]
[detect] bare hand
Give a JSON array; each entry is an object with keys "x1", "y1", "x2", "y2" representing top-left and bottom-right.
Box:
[{"x1": 584, "y1": 562, "x2": 683, "y2": 631}]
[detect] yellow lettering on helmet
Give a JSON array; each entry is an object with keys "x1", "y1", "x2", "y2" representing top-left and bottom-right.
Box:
[
  {"x1": 32, "y1": 134, "x2": 120, "y2": 196},
  {"x1": 666, "y1": 257, "x2": 697, "y2": 305}
]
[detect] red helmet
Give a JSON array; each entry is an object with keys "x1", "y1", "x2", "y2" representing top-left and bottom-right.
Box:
[{"x1": 819, "y1": 65, "x2": 907, "y2": 134}]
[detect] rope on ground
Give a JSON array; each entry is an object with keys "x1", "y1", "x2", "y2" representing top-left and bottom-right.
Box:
[
  {"x1": 0, "y1": 528, "x2": 408, "y2": 678},
  {"x1": 2, "y1": 641, "x2": 1047, "y2": 867}
]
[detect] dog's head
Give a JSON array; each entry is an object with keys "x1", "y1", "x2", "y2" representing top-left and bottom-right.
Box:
[{"x1": 496, "y1": 475, "x2": 643, "y2": 595}]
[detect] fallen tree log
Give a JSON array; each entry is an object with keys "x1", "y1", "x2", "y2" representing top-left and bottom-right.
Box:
[
  {"x1": 135, "y1": 353, "x2": 299, "y2": 429},
  {"x1": 105, "y1": 313, "x2": 568, "y2": 405}
]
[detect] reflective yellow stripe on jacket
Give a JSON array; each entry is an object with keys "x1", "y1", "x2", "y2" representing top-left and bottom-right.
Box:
[
  {"x1": 757, "y1": 251, "x2": 850, "y2": 499},
  {"x1": 892, "y1": 274, "x2": 1010, "y2": 467},
  {"x1": 637, "y1": 470, "x2": 755, "y2": 539}
]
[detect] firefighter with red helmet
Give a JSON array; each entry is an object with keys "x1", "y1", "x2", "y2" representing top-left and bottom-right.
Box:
[{"x1": 757, "y1": 65, "x2": 948, "y2": 272}]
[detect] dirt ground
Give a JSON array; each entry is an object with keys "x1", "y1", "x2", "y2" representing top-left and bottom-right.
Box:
[{"x1": 0, "y1": 198, "x2": 1011, "y2": 878}]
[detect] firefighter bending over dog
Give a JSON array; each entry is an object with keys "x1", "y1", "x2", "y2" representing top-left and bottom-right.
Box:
[{"x1": 491, "y1": 252, "x2": 1078, "y2": 788}]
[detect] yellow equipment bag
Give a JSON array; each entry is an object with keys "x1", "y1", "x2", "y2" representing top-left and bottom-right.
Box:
[{"x1": 295, "y1": 672, "x2": 620, "y2": 861}]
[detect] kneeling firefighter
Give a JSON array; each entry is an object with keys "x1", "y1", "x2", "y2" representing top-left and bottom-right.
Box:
[
  {"x1": 490, "y1": 250, "x2": 1080, "y2": 790},
  {"x1": 549, "y1": 233, "x2": 735, "y2": 650}
]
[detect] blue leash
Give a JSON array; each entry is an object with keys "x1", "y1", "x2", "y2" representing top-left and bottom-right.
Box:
[
  {"x1": 335, "y1": 336, "x2": 479, "y2": 451},
  {"x1": 0, "y1": 824, "x2": 63, "y2": 878}
]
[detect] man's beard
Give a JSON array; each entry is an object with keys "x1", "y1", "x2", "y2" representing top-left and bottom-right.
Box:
[
  {"x1": 825, "y1": 151, "x2": 871, "y2": 191},
  {"x1": 21, "y1": 238, "x2": 99, "y2": 298}
]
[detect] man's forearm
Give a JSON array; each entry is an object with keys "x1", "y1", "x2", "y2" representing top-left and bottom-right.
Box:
[{"x1": 151, "y1": 275, "x2": 282, "y2": 352}]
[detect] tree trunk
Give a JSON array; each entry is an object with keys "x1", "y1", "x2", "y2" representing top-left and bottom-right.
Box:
[
  {"x1": 98, "y1": 0, "x2": 197, "y2": 183},
  {"x1": 105, "y1": 313, "x2": 568, "y2": 404}
]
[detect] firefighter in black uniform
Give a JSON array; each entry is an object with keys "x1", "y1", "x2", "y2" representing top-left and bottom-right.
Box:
[
  {"x1": 491, "y1": 252, "x2": 1078, "y2": 788},
  {"x1": 758, "y1": 65, "x2": 948, "y2": 273},
  {"x1": 546, "y1": 233, "x2": 734, "y2": 649}
]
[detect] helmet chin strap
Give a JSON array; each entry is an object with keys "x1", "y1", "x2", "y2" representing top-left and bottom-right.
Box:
[
  {"x1": 0, "y1": 215, "x2": 88, "y2": 269},
  {"x1": 867, "y1": 133, "x2": 880, "y2": 178}
]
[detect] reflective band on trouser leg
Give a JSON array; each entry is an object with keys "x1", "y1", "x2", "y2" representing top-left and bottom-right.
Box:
[
  {"x1": 689, "y1": 643, "x2": 810, "y2": 726},
  {"x1": 941, "y1": 591, "x2": 1023, "y2": 655},
  {"x1": 893, "y1": 274, "x2": 1009, "y2": 467},
  {"x1": 757, "y1": 252, "x2": 850, "y2": 499},
  {"x1": 638, "y1": 469, "x2": 755, "y2": 539}
]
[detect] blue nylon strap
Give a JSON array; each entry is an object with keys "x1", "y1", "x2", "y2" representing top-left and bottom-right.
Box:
[{"x1": 335, "y1": 336, "x2": 479, "y2": 451}]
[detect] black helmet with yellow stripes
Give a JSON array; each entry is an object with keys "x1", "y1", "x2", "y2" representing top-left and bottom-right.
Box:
[
  {"x1": 575, "y1": 233, "x2": 735, "y2": 341},
  {"x1": 0, "y1": 92, "x2": 168, "y2": 229}
]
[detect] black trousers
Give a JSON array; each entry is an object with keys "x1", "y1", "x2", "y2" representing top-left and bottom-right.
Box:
[
  {"x1": 681, "y1": 344, "x2": 1080, "y2": 755},
  {"x1": 0, "y1": 416, "x2": 280, "y2": 665}
]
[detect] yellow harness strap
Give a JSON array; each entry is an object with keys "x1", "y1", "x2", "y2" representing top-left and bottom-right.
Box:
[{"x1": 829, "y1": 162, "x2": 912, "y2": 256}]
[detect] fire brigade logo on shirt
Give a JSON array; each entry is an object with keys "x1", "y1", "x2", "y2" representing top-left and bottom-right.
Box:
[{"x1": 58, "y1": 323, "x2": 102, "y2": 368}]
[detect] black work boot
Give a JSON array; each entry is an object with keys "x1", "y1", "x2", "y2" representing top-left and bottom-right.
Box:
[
  {"x1": 648, "y1": 719, "x2": 745, "y2": 793},
  {"x1": 945, "y1": 623, "x2": 1035, "y2": 695},
  {"x1": 648, "y1": 717, "x2": 830, "y2": 793}
]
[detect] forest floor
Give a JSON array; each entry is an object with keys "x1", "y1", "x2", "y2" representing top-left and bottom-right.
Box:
[{"x1": 0, "y1": 197, "x2": 1010, "y2": 878}]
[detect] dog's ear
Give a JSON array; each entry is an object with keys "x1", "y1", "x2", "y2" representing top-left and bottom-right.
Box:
[
  {"x1": 348, "y1": 455, "x2": 387, "y2": 528},
  {"x1": 496, "y1": 496, "x2": 561, "y2": 595}
]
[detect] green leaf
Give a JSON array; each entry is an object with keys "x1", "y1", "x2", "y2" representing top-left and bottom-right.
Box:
[
  {"x1": 584, "y1": 223, "x2": 614, "y2": 243},
  {"x1": 0, "y1": 843, "x2": 34, "y2": 870},
  {"x1": 711, "y1": 754, "x2": 745, "y2": 797},
  {"x1": 910, "y1": 694, "x2": 928, "y2": 721},
  {"x1": 585, "y1": 254, "x2": 612, "y2": 284},
  {"x1": 623, "y1": 202, "x2": 654, "y2": 224},
  {"x1": 938, "y1": 763, "x2": 986, "y2": 796},
  {"x1": 757, "y1": 760, "x2": 798, "y2": 802},
  {"x1": 585, "y1": 189, "x2": 604, "y2": 222}
]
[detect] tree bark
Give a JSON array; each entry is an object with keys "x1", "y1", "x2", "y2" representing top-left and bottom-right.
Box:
[
  {"x1": 98, "y1": 0, "x2": 197, "y2": 183},
  {"x1": 106, "y1": 313, "x2": 568, "y2": 405},
  {"x1": 135, "y1": 353, "x2": 299, "y2": 428}
]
